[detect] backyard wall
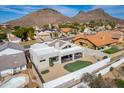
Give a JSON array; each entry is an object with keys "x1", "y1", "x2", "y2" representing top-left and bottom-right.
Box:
[
  {"x1": 43, "y1": 57, "x2": 111, "y2": 88},
  {"x1": 83, "y1": 47, "x2": 109, "y2": 57},
  {"x1": 96, "y1": 57, "x2": 124, "y2": 75}
]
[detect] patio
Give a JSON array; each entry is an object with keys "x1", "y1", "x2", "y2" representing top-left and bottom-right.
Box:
[{"x1": 41, "y1": 56, "x2": 96, "y2": 82}]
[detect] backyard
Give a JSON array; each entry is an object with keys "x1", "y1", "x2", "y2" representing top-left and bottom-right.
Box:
[
  {"x1": 64, "y1": 60, "x2": 92, "y2": 72},
  {"x1": 103, "y1": 46, "x2": 120, "y2": 54}
]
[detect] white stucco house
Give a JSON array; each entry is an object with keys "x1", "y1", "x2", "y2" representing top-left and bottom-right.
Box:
[
  {"x1": 29, "y1": 39, "x2": 84, "y2": 71},
  {"x1": 0, "y1": 42, "x2": 27, "y2": 77}
]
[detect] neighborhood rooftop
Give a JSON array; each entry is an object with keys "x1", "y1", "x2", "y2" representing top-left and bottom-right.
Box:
[
  {"x1": 48, "y1": 39, "x2": 67, "y2": 47},
  {"x1": 73, "y1": 30, "x2": 124, "y2": 47},
  {"x1": 0, "y1": 42, "x2": 24, "y2": 52},
  {"x1": 0, "y1": 53, "x2": 27, "y2": 71}
]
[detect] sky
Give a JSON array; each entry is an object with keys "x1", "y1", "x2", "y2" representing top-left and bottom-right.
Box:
[{"x1": 0, "y1": 5, "x2": 124, "y2": 23}]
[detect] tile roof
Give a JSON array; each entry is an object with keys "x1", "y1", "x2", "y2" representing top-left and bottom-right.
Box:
[
  {"x1": 0, "y1": 42, "x2": 24, "y2": 52},
  {"x1": 73, "y1": 31, "x2": 124, "y2": 47},
  {"x1": 0, "y1": 52, "x2": 27, "y2": 71},
  {"x1": 60, "y1": 28, "x2": 72, "y2": 33}
]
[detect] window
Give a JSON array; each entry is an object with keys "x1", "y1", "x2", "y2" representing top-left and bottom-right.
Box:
[
  {"x1": 40, "y1": 59, "x2": 46, "y2": 62},
  {"x1": 62, "y1": 45, "x2": 71, "y2": 49}
]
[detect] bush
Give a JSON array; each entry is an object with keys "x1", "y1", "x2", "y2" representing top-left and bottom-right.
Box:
[
  {"x1": 0, "y1": 33, "x2": 7, "y2": 40},
  {"x1": 41, "y1": 69, "x2": 49, "y2": 74},
  {"x1": 27, "y1": 62, "x2": 32, "y2": 68},
  {"x1": 102, "y1": 56, "x2": 108, "y2": 59},
  {"x1": 49, "y1": 61, "x2": 54, "y2": 67},
  {"x1": 110, "y1": 67, "x2": 114, "y2": 72},
  {"x1": 115, "y1": 79, "x2": 124, "y2": 88}
]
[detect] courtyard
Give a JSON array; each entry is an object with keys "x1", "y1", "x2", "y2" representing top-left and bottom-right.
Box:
[{"x1": 41, "y1": 56, "x2": 97, "y2": 82}]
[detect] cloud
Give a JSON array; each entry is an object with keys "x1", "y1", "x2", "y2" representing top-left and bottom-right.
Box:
[
  {"x1": 45, "y1": 5, "x2": 79, "y2": 17},
  {"x1": 0, "y1": 5, "x2": 124, "y2": 19},
  {"x1": 0, "y1": 6, "x2": 29, "y2": 14},
  {"x1": 90, "y1": 5, "x2": 124, "y2": 19}
]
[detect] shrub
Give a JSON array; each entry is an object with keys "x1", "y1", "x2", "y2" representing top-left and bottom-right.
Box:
[
  {"x1": 0, "y1": 33, "x2": 7, "y2": 40},
  {"x1": 115, "y1": 79, "x2": 124, "y2": 88},
  {"x1": 102, "y1": 56, "x2": 108, "y2": 59},
  {"x1": 49, "y1": 61, "x2": 54, "y2": 67},
  {"x1": 110, "y1": 67, "x2": 114, "y2": 72},
  {"x1": 41, "y1": 69, "x2": 49, "y2": 74},
  {"x1": 27, "y1": 62, "x2": 32, "y2": 68}
]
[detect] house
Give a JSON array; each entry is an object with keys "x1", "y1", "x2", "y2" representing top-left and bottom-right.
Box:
[
  {"x1": 60, "y1": 28, "x2": 72, "y2": 34},
  {"x1": 35, "y1": 31, "x2": 52, "y2": 41},
  {"x1": 73, "y1": 30, "x2": 124, "y2": 50},
  {"x1": 7, "y1": 33, "x2": 21, "y2": 43},
  {"x1": 29, "y1": 39, "x2": 83, "y2": 70},
  {"x1": 83, "y1": 27, "x2": 96, "y2": 35},
  {"x1": 0, "y1": 42, "x2": 27, "y2": 77},
  {"x1": 95, "y1": 26, "x2": 106, "y2": 32},
  {"x1": 0, "y1": 24, "x2": 11, "y2": 29}
]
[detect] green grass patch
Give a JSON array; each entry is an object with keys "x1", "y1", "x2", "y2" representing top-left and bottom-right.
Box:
[
  {"x1": 115, "y1": 79, "x2": 124, "y2": 88},
  {"x1": 64, "y1": 60, "x2": 92, "y2": 72},
  {"x1": 103, "y1": 46, "x2": 120, "y2": 54},
  {"x1": 41, "y1": 69, "x2": 49, "y2": 74}
]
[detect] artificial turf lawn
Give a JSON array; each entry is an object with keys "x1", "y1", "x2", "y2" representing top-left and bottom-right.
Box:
[
  {"x1": 64, "y1": 60, "x2": 92, "y2": 72},
  {"x1": 103, "y1": 46, "x2": 120, "y2": 54}
]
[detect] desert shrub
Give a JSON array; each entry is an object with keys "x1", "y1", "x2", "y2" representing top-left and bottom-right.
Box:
[{"x1": 41, "y1": 69, "x2": 49, "y2": 74}]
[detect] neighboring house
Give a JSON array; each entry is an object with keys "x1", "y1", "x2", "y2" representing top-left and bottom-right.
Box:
[
  {"x1": 29, "y1": 39, "x2": 83, "y2": 70},
  {"x1": 35, "y1": 31, "x2": 52, "y2": 41},
  {"x1": 60, "y1": 28, "x2": 72, "y2": 34},
  {"x1": 83, "y1": 27, "x2": 96, "y2": 35},
  {"x1": 7, "y1": 33, "x2": 21, "y2": 43},
  {"x1": 0, "y1": 42, "x2": 27, "y2": 77},
  {"x1": 95, "y1": 26, "x2": 106, "y2": 32},
  {"x1": 0, "y1": 24, "x2": 11, "y2": 29},
  {"x1": 73, "y1": 30, "x2": 124, "y2": 50}
]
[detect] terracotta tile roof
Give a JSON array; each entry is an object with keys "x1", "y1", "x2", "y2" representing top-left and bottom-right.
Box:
[
  {"x1": 73, "y1": 30, "x2": 124, "y2": 47},
  {"x1": 60, "y1": 28, "x2": 72, "y2": 33}
]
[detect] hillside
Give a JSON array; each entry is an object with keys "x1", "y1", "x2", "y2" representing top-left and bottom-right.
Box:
[{"x1": 7, "y1": 8, "x2": 124, "y2": 27}]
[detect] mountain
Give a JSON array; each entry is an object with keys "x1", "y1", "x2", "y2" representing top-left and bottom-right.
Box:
[
  {"x1": 7, "y1": 8, "x2": 124, "y2": 27},
  {"x1": 7, "y1": 8, "x2": 70, "y2": 27},
  {"x1": 72, "y1": 8, "x2": 124, "y2": 24}
]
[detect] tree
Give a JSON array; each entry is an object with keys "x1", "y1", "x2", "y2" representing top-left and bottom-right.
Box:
[
  {"x1": 110, "y1": 67, "x2": 114, "y2": 72},
  {"x1": 53, "y1": 32, "x2": 59, "y2": 38},
  {"x1": 109, "y1": 67, "x2": 119, "y2": 79},
  {"x1": 89, "y1": 74, "x2": 106, "y2": 88},
  {"x1": 43, "y1": 24, "x2": 49, "y2": 30},
  {"x1": 12, "y1": 27, "x2": 34, "y2": 41},
  {"x1": 14, "y1": 26, "x2": 21, "y2": 30},
  {"x1": 81, "y1": 73, "x2": 116, "y2": 88},
  {"x1": 27, "y1": 27, "x2": 35, "y2": 40},
  {"x1": 109, "y1": 21, "x2": 116, "y2": 29},
  {"x1": 81, "y1": 73, "x2": 97, "y2": 84},
  {"x1": 0, "y1": 33, "x2": 7, "y2": 40}
]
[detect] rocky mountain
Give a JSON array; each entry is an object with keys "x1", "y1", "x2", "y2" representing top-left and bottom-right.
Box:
[
  {"x1": 72, "y1": 8, "x2": 124, "y2": 24},
  {"x1": 7, "y1": 8, "x2": 124, "y2": 27},
  {"x1": 7, "y1": 8, "x2": 70, "y2": 27}
]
